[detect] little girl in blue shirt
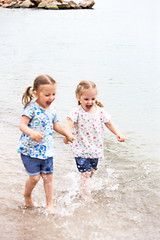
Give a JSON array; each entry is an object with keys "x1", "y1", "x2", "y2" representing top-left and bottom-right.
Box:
[{"x1": 18, "y1": 75, "x2": 74, "y2": 214}]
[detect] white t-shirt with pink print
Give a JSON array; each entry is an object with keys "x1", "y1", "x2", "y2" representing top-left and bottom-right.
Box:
[{"x1": 67, "y1": 105, "x2": 111, "y2": 159}]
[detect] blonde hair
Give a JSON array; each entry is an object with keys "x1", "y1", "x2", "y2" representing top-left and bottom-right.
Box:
[
  {"x1": 75, "y1": 80, "x2": 104, "y2": 107},
  {"x1": 22, "y1": 75, "x2": 56, "y2": 108}
]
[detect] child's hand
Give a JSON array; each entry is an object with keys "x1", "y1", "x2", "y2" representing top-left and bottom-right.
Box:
[
  {"x1": 116, "y1": 134, "x2": 126, "y2": 142},
  {"x1": 30, "y1": 130, "x2": 44, "y2": 143},
  {"x1": 67, "y1": 134, "x2": 74, "y2": 143},
  {"x1": 64, "y1": 136, "x2": 69, "y2": 144},
  {"x1": 64, "y1": 134, "x2": 74, "y2": 144}
]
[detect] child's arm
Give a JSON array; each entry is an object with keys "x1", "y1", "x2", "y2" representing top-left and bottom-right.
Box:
[
  {"x1": 19, "y1": 115, "x2": 44, "y2": 143},
  {"x1": 105, "y1": 121, "x2": 126, "y2": 142},
  {"x1": 53, "y1": 122, "x2": 74, "y2": 143},
  {"x1": 64, "y1": 118, "x2": 74, "y2": 144}
]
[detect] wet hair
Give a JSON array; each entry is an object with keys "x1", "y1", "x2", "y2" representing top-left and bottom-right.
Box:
[
  {"x1": 75, "y1": 80, "x2": 104, "y2": 107},
  {"x1": 22, "y1": 75, "x2": 56, "y2": 108}
]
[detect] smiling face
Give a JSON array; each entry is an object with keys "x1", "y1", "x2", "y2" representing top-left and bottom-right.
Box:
[
  {"x1": 78, "y1": 88, "x2": 97, "y2": 113},
  {"x1": 33, "y1": 83, "x2": 56, "y2": 109}
]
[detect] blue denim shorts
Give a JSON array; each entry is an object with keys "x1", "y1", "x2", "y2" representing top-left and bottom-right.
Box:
[
  {"x1": 75, "y1": 157, "x2": 98, "y2": 172},
  {"x1": 21, "y1": 154, "x2": 53, "y2": 176}
]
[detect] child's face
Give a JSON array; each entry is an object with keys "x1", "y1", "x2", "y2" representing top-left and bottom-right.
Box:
[
  {"x1": 34, "y1": 84, "x2": 56, "y2": 109},
  {"x1": 78, "y1": 88, "x2": 97, "y2": 113}
]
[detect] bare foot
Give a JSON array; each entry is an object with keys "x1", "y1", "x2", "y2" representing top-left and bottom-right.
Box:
[
  {"x1": 80, "y1": 188, "x2": 92, "y2": 200},
  {"x1": 18, "y1": 205, "x2": 35, "y2": 210},
  {"x1": 80, "y1": 193, "x2": 95, "y2": 202},
  {"x1": 24, "y1": 196, "x2": 34, "y2": 208},
  {"x1": 45, "y1": 206, "x2": 56, "y2": 215}
]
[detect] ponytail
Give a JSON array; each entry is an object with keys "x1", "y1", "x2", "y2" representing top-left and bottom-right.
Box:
[
  {"x1": 22, "y1": 86, "x2": 34, "y2": 108},
  {"x1": 78, "y1": 100, "x2": 104, "y2": 107},
  {"x1": 95, "y1": 100, "x2": 104, "y2": 108}
]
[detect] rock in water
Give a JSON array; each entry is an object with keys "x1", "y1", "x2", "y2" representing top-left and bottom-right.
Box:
[{"x1": 78, "y1": 0, "x2": 95, "y2": 8}]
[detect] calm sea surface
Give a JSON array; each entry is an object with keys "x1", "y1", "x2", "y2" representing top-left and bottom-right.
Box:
[{"x1": 0, "y1": 0, "x2": 160, "y2": 239}]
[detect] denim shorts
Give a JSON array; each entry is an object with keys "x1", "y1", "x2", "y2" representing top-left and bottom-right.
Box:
[
  {"x1": 75, "y1": 157, "x2": 98, "y2": 172},
  {"x1": 21, "y1": 154, "x2": 53, "y2": 176}
]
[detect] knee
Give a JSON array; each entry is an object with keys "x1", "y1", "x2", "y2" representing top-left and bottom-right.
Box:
[
  {"x1": 31, "y1": 175, "x2": 40, "y2": 184},
  {"x1": 41, "y1": 174, "x2": 53, "y2": 183}
]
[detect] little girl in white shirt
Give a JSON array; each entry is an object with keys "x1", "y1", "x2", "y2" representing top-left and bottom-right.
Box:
[{"x1": 64, "y1": 80, "x2": 126, "y2": 199}]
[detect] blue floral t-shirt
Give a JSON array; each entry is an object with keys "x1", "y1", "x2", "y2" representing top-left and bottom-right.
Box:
[{"x1": 18, "y1": 101, "x2": 59, "y2": 159}]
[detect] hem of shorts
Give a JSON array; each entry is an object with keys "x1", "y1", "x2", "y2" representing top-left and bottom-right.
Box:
[
  {"x1": 77, "y1": 167, "x2": 97, "y2": 172},
  {"x1": 26, "y1": 170, "x2": 41, "y2": 176},
  {"x1": 78, "y1": 170, "x2": 91, "y2": 172},
  {"x1": 26, "y1": 170, "x2": 53, "y2": 176},
  {"x1": 41, "y1": 171, "x2": 54, "y2": 174}
]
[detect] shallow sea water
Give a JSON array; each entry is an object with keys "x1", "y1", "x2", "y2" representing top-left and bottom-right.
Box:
[{"x1": 0, "y1": 0, "x2": 160, "y2": 239}]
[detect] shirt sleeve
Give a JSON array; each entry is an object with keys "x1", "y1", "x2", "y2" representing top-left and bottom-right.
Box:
[
  {"x1": 22, "y1": 104, "x2": 34, "y2": 119},
  {"x1": 52, "y1": 109, "x2": 60, "y2": 123},
  {"x1": 67, "y1": 107, "x2": 79, "y2": 123},
  {"x1": 101, "y1": 108, "x2": 111, "y2": 123}
]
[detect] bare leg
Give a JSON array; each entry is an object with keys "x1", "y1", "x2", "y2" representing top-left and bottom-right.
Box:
[
  {"x1": 24, "y1": 175, "x2": 40, "y2": 207},
  {"x1": 90, "y1": 168, "x2": 96, "y2": 178},
  {"x1": 80, "y1": 172, "x2": 92, "y2": 199},
  {"x1": 41, "y1": 173, "x2": 54, "y2": 214}
]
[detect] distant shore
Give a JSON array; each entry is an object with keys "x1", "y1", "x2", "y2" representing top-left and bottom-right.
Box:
[{"x1": 0, "y1": 0, "x2": 95, "y2": 9}]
